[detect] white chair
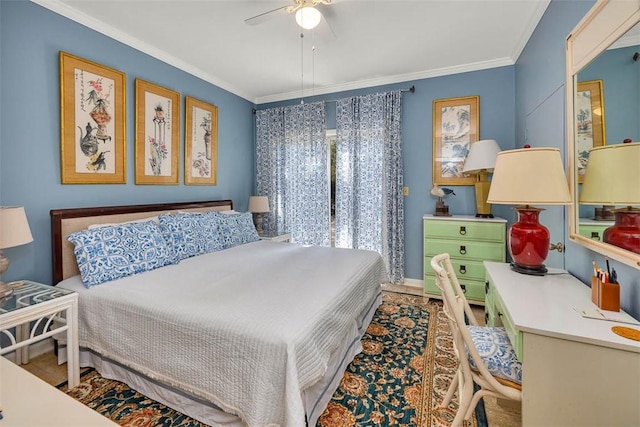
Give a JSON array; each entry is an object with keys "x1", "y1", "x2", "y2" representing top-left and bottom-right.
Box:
[{"x1": 430, "y1": 253, "x2": 522, "y2": 427}]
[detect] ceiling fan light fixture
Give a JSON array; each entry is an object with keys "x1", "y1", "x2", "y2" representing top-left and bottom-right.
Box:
[{"x1": 295, "y1": 7, "x2": 321, "y2": 30}]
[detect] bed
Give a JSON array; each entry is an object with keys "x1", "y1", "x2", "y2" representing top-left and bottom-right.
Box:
[{"x1": 50, "y1": 200, "x2": 387, "y2": 427}]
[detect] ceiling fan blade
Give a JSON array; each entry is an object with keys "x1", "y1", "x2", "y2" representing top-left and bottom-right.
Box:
[
  {"x1": 244, "y1": 5, "x2": 290, "y2": 26},
  {"x1": 315, "y1": 13, "x2": 337, "y2": 41}
]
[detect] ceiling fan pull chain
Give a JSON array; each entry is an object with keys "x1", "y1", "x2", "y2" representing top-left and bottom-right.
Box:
[
  {"x1": 312, "y1": 43, "x2": 316, "y2": 99},
  {"x1": 300, "y1": 32, "x2": 304, "y2": 104}
]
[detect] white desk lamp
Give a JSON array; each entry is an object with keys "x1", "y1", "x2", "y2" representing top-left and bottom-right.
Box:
[{"x1": 462, "y1": 139, "x2": 502, "y2": 218}]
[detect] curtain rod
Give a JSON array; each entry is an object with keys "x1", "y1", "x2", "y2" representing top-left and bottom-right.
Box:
[{"x1": 252, "y1": 85, "x2": 415, "y2": 114}]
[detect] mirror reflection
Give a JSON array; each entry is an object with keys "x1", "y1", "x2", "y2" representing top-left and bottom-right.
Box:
[{"x1": 575, "y1": 23, "x2": 640, "y2": 253}]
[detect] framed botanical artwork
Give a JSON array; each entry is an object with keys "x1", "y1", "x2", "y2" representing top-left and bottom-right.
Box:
[
  {"x1": 185, "y1": 96, "x2": 218, "y2": 185},
  {"x1": 135, "y1": 79, "x2": 180, "y2": 184},
  {"x1": 576, "y1": 80, "x2": 606, "y2": 183},
  {"x1": 59, "y1": 51, "x2": 126, "y2": 184},
  {"x1": 432, "y1": 95, "x2": 479, "y2": 186}
]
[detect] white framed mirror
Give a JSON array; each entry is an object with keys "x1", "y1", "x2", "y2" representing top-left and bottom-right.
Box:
[{"x1": 566, "y1": 0, "x2": 640, "y2": 269}]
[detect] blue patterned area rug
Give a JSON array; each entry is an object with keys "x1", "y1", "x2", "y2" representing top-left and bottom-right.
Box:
[{"x1": 58, "y1": 291, "x2": 487, "y2": 427}]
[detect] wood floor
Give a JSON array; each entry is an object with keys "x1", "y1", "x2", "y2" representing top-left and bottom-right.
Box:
[{"x1": 20, "y1": 285, "x2": 521, "y2": 426}]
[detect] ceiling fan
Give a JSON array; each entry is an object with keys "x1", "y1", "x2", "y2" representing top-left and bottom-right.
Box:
[{"x1": 245, "y1": 0, "x2": 333, "y2": 30}]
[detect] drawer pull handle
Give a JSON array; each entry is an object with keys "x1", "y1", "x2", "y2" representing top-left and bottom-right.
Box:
[
  {"x1": 485, "y1": 281, "x2": 490, "y2": 294},
  {"x1": 485, "y1": 312, "x2": 489, "y2": 324},
  {"x1": 498, "y1": 311, "x2": 503, "y2": 318},
  {"x1": 459, "y1": 245, "x2": 467, "y2": 255},
  {"x1": 460, "y1": 284, "x2": 466, "y2": 293},
  {"x1": 459, "y1": 226, "x2": 467, "y2": 235},
  {"x1": 459, "y1": 265, "x2": 467, "y2": 274},
  {"x1": 591, "y1": 232, "x2": 601, "y2": 241}
]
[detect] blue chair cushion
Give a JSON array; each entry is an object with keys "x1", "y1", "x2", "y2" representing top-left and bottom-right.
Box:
[{"x1": 466, "y1": 325, "x2": 523, "y2": 385}]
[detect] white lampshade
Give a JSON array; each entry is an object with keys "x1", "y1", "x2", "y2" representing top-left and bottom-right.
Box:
[
  {"x1": 295, "y1": 7, "x2": 322, "y2": 30},
  {"x1": 0, "y1": 206, "x2": 33, "y2": 249},
  {"x1": 487, "y1": 147, "x2": 571, "y2": 205},
  {"x1": 462, "y1": 139, "x2": 502, "y2": 173},
  {"x1": 579, "y1": 142, "x2": 640, "y2": 206},
  {"x1": 248, "y1": 196, "x2": 270, "y2": 213}
]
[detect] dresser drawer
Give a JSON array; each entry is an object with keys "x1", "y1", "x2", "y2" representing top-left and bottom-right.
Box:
[
  {"x1": 424, "y1": 256, "x2": 487, "y2": 281},
  {"x1": 424, "y1": 239, "x2": 505, "y2": 261},
  {"x1": 485, "y1": 276, "x2": 523, "y2": 360},
  {"x1": 424, "y1": 275, "x2": 486, "y2": 302},
  {"x1": 578, "y1": 224, "x2": 608, "y2": 242},
  {"x1": 424, "y1": 219, "x2": 505, "y2": 243}
]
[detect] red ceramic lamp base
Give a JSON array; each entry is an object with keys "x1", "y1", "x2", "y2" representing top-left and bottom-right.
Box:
[
  {"x1": 604, "y1": 208, "x2": 640, "y2": 254},
  {"x1": 508, "y1": 206, "x2": 549, "y2": 276}
]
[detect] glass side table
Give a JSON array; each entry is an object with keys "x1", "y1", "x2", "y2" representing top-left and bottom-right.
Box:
[{"x1": 0, "y1": 281, "x2": 79, "y2": 388}]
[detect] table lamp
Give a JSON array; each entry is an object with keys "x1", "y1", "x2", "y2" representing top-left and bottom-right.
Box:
[
  {"x1": 462, "y1": 139, "x2": 502, "y2": 218},
  {"x1": 487, "y1": 146, "x2": 571, "y2": 275},
  {"x1": 248, "y1": 196, "x2": 270, "y2": 234},
  {"x1": 0, "y1": 207, "x2": 34, "y2": 296},
  {"x1": 579, "y1": 142, "x2": 640, "y2": 254}
]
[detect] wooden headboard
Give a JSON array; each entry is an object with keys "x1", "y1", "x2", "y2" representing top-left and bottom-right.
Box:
[{"x1": 50, "y1": 199, "x2": 233, "y2": 285}]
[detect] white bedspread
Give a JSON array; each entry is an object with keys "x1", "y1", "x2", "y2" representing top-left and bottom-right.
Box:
[{"x1": 59, "y1": 240, "x2": 387, "y2": 427}]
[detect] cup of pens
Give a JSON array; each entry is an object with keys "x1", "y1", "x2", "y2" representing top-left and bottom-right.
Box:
[{"x1": 591, "y1": 259, "x2": 620, "y2": 312}]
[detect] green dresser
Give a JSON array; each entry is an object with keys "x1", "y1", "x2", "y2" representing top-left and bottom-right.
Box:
[
  {"x1": 578, "y1": 218, "x2": 613, "y2": 243},
  {"x1": 423, "y1": 215, "x2": 506, "y2": 304}
]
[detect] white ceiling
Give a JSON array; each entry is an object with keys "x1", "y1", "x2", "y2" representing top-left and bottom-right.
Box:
[{"x1": 34, "y1": 0, "x2": 550, "y2": 104}]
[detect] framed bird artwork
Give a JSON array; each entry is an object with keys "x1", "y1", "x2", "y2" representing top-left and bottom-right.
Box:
[{"x1": 432, "y1": 95, "x2": 479, "y2": 186}]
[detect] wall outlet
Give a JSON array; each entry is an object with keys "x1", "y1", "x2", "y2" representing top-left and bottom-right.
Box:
[{"x1": 403, "y1": 186, "x2": 409, "y2": 196}]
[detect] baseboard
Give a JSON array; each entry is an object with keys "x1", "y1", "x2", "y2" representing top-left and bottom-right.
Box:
[
  {"x1": 3, "y1": 338, "x2": 54, "y2": 364},
  {"x1": 403, "y1": 278, "x2": 423, "y2": 288}
]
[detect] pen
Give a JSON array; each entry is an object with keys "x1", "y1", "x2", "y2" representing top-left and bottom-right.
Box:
[
  {"x1": 592, "y1": 260, "x2": 598, "y2": 276},
  {"x1": 606, "y1": 258, "x2": 611, "y2": 276},
  {"x1": 611, "y1": 268, "x2": 617, "y2": 284}
]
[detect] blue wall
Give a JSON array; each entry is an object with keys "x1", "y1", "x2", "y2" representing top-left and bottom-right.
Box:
[
  {"x1": 260, "y1": 67, "x2": 517, "y2": 283},
  {"x1": 516, "y1": 0, "x2": 640, "y2": 318},
  {"x1": 0, "y1": 1, "x2": 255, "y2": 285}
]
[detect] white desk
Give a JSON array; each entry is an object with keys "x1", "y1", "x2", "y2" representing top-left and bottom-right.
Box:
[
  {"x1": 484, "y1": 262, "x2": 640, "y2": 427},
  {"x1": 0, "y1": 357, "x2": 117, "y2": 426}
]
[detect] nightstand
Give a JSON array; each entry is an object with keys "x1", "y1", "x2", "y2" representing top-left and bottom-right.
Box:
[
  {"x1": 0, "y1": 281, "x2": 79, "y2": 388},
  {"x1": 259, "y1": 232, "x2": 291, "y2": 243}
]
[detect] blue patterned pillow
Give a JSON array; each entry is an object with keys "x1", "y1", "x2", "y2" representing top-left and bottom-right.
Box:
[
  {"x1": 466, "y1": 325, "x2": 522, "y2": 385},
  {"x1": 211, "y1": 211, "x2": 259, "y2": 249},
  {"x1": 67, "y1": 221, "x2": 175, "y2": 288},
  {"x1": 158, "y1": 213, "x2": 224, "y2": 261}
]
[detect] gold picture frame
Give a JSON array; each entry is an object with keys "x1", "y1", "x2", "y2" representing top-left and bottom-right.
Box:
[
  {"x1": 59, "y1": 51, "x2": 126, "y2": 184},
  {"x1": 184, "y1": 96, "x2": 218, "y2": 185},
  {"x1": 576, "y1": 80, "x2": 606, "y2": 183},
  {"x1": 135, "y1": 79, "x2": 179, "y2": 185},
  {"x1": 432, "y1": 95, "x2": 479, "y2": 186}
]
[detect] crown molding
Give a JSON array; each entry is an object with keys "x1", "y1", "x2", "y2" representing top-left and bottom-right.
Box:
[
  {"x1": 31, "y1": 0, "x2": 255, "y2": 102},
  {"x1": 255, "y1": 57, "x2": 514, "y2": 104},
  {"x1": 510, "y1": 0, "x2": 552, "y2": 61},
  {"x1": 32, "y1": 0, "x2": 531, "y2": 106}
]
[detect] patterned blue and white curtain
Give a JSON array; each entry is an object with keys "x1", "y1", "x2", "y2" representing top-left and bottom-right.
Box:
[
  {"x1": 255, "y1": 101, "x2": 330, "y2": 246},
  {"x1": 335, "y1": 91, "x2": 404, "y2": 284}
]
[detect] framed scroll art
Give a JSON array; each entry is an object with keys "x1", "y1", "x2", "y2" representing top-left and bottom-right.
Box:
[
  {"x1": 432, "y1": 95, "x2": 479, "y2": 186},
  {"x1": 576, "y1": 80, "x2": 606, "y2": 183},
  {"x1": 60, "y1": 51, "x2": 126, "y2": 184},
  {"x1": 135, "y1": 79, "x2": 179, "y2": 184},
  {"x1": 185, "y1": 96, "x2": 218, "y2": 185}
]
